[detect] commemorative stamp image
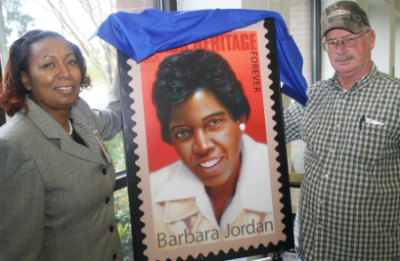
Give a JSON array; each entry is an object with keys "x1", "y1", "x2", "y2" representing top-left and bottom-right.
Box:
[{"x1": 120, "y1": 20, "x2": 291, "y2": 261}]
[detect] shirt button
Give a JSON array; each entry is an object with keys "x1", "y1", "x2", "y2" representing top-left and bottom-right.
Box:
[
  {"x1": 105, "y1": 197, "x2": 110, "y2": 204},
  {"x1": 318, "y1": 224, "x2": 322, "y2": 228},
  {"x1": 337, "y1": 124, "x2": 341, "y2": 128},
  {"x1": 309, "y1": 257, "x2": 312, "y2": 261},
  {"x1": 320, "y1": 200, "x2": 324, "y2": 204},
  {"x1": 113, "y1": 254, "x2": 117, "y2": 260},
  {"x1": 330, "y1": 149, "x2": 335, "y2": 154},
  {"x1": 341, "y1": 99, "x2": 346, "y2": 103},
  {"x1": 102, "y1": 166, "x2": 107, "y2": 175},
  {"x1": 109, "y1": 225, "x2": 114, "y2": 232},
  {"x1": 325, "y1": 174, "x2": 329, "y2": 179}
]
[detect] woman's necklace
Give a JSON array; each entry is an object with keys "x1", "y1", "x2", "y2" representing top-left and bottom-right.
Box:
[{"x1": 68, "y1": 119, "x2": 73, "y2": 135}]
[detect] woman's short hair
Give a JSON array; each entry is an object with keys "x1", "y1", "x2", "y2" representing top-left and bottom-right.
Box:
[
  {"x1": 152, "y1": 49, "x2": 250, "y2": 144},
  {"x1": 0, "y1": 30, "x2": 91, "y2": 116}
]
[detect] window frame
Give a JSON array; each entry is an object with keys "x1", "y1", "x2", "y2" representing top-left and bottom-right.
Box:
[
  {"x1": 0, "y1": 107, "x2": 5, "y2": 127},
  {"x1": 113, "y1": 170, "x2": 127, "y2": 191}
]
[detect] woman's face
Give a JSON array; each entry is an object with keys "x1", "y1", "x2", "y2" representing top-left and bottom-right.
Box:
[
  {"x1": 20, "y1": 37, "x2": 81, "y2": 116},
  {"x1": 169, "y1": 89, "x2": 245, "y2": 187}
]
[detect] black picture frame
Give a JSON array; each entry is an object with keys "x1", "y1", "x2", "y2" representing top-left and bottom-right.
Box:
[
  {"x1": 118, "y1": 18, "x2": 293, "y2": 261},
  {"x1": 0, "y1": 56, "x2": 5, "y2": 127}
]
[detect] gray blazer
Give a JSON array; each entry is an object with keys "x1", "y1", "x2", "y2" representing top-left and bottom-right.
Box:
[{"x1": 0, "y1": 81, "x2": 123, "y2": 261}]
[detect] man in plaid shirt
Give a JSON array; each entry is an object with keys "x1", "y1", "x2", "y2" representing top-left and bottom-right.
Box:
[{"x1": 284, "y1": 1, "x2": 400, "y2": 260}]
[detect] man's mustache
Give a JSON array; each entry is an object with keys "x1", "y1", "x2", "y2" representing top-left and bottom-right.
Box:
[{"x1": 334, "y1": 54, "x2": 354, "y2": 61}]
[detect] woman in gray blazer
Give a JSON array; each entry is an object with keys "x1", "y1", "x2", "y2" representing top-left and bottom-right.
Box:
[{"x1": 0, "y1": 30, "x2": 123, "y2": 261}]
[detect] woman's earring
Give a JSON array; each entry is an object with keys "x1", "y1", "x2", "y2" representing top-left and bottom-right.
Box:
[{"x1": 239, "y1": 123, "x2": 246, "y2": 132}]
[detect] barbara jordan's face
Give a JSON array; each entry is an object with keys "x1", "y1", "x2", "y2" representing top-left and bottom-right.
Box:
[
  {"x1": 20, "y1": 37, "x2": 81, "y2": 117},
  {"x1": 169, "y1": 89, "x2": 245, "y2": 187},
  {"x1": 326, "y1": 28, "x2": 375, "y2": 79}
]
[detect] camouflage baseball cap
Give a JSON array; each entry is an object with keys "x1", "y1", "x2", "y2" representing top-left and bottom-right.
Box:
[{"x1": 321, "y1": 1, "x2": 370, "y2": 36}]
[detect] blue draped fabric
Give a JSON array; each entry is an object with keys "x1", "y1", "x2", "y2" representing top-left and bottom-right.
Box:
[{"x1": 90, "y1": 9, "x2": 308, "y2": 106}]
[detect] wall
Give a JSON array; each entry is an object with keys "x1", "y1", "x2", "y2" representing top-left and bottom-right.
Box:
[
  {"x1": 369, "y1": 3, "x2": 391, "y2": 74},
  {"x1": 177, "y1": 0, "x2": 289, "y2": 24},
  {"x1": 117, "y1": 0, "x2": 153, "y2": 12},
  {"x1": 396, "y1": 16, "x2": 400, "y2": 78},
  {"x1": 241, "y1": 0, "x2": 281, "y2": 11},
  {"x1": 289, "y1": 0, "x2": 311, "y2": 86},
  {"x1": 177, "y1": 0, "x2": 241, "y2": 9}
]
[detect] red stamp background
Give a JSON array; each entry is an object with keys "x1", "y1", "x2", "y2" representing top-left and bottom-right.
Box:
[{"x1": 139, "y1": 32, "x2": 268, "y2": 172}]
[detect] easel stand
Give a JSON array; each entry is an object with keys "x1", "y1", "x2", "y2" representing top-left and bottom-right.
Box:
[{"x1": 254, "y1": 251, "x2": 284, "y2": 261}]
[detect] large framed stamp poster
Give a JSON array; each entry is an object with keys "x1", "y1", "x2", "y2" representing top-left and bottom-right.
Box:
[{"x1": 118, "y1": 18, "x2": 293, "y2": 261}]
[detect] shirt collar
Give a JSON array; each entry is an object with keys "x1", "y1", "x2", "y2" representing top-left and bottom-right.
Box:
[
  {"x1": 23, "y1": 96, "x2": 106, "y2": 165},
  {"x1": 24, "y1": 97, "x2": 68, "y2": 139},
  {"x1": 24, "y1": 96, "x2": 91, "y2": 139},
  {"x1": 154, "y1": 134, "x2": 273, "y2": 214},
  {"x1": 237, "y1": 134, "x2": 273, "y2": 213}
]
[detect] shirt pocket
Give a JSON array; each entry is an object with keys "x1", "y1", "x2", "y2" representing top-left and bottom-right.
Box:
[{"x1": 354, "y1": 121, "x2": 396, "y2": 164}]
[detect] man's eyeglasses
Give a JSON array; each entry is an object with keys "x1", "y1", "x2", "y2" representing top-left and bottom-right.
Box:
[{"x1": 321, "y1": 31, "x2": 370, "y2": 52}]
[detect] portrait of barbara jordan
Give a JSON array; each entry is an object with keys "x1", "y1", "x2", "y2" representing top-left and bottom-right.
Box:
[{"x1": 150, "y1": 49, "x2": 274, "y2": 249}]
